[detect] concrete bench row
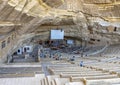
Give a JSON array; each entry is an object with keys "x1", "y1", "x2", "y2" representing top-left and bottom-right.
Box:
[
  {"x1": 40, "y1": 74, "x2": 120, "y2": 85},
  {"x1": 0, "y1": 66, "x2": 43, "y2": 78},
  {"x1": 40, "y1": 62, "x2": 120, "y2": 85},
  {"x1": 84, "y1": 62, "x2": 120, "y2": 75},
  {"x1": 0, "y1": 74, "x2": 45, "y2": 85}
]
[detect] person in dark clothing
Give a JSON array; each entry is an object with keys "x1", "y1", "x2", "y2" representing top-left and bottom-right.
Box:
[
  {"x1": 80, "y1": 61, "x2": 83, "y2": 67},
  {"x1": 70, "y1": 56, "x2": 75, "y2": 61}
]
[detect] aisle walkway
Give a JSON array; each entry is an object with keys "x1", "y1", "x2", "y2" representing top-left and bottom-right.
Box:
[
  {"x1": 0, "y1": 74, "x2": 44, "y2": 85},
  {"x1": 41, "y1": 63, "x2": 51, "y2": 76},
  {"x1": 41, "y1": 58, "x2": 53, "y2": 76}
]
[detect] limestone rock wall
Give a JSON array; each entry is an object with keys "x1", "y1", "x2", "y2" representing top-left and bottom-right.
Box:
[{"x1": 0, "y1": 0, "x2": 120, "y2": 62}]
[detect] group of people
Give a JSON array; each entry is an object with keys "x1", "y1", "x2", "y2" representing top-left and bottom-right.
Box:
[
  {"x1": 53, "y1": 54, "x2": 62, "y2": 60},
  {"x1": 38, "y1": 46, "x2": 84, "y2": 66},
  {"x1": 70, "y1": 56, "x2": 84, "y2": 67}
]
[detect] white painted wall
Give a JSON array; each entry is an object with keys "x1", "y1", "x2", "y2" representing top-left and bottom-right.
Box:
[
  {"x1": 67, "y1": 40, "x2": 74, "y2": 45},
  {"x1": 17, "y1": 48, "x2": 23, "y2": 54},
  {"x1": 23, "y1": 46, "x2": 33, "y2": 53},
  {"x1": 17, "y1": 45, "x2": 33, "y2": 54},
  {"x1": 51, "y1": 30, "x2": 64, "y2": 40}
]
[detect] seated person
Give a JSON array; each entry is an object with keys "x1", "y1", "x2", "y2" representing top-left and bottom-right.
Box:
[
  {"x1": 59, "y1": 54, "x2": 62, "y2": 60},
  {"x1": 70, "y1": 56, "x2": 75, "y2": 61},
  {"x1": 80, "y1": 61, "x2": 83, "y2": 67}
]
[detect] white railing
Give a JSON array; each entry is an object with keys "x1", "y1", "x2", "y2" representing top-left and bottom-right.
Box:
[{"x1": 85, "y1": 45, "x2": 109, "y2": 56}]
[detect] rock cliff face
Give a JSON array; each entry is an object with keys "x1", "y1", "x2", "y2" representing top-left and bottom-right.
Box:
[{"x1": 0, "y1": 0, "x2": 120, "y2": 61}]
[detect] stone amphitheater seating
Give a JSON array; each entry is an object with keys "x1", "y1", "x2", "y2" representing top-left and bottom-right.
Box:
[
  {"x1": 86, "y1": 78, "x2": 120, "y2": 85},
  {"x1": 0, "y1": 67, "x2": 43, "y2": 78},
  {"x1": 84, "y1": 45, "x2": 106, "y2": 55},
  {"x1": 46, "y1": 75, "x2": 60, "y2": 85},
  {"x1": 1, "y1": 55, "x2": 120, "y2": 85},
  {"x1": 60, "y1": 73, "x2": 111, "y2": 78},
  {"x1": 65, "y1": 82, "x2": 84, "y2": 85},
  {"x1": 84, "y1": 62, "x2": 120, "y2": 74},
  {"x1": 39, "y1": 46, "x2": 120, "y2": 85},
  {"x1": 0, "y1": 74, "x2": 45, "y2": 85},
  {"x1": 45, "y1": 59, "x2": 120, "y2": 85},
  {"x1": 0, "y1": 72, "x2": 35, "y2": 78},
  {"x1": 54, "y1": 78, "x2": 70, "y2": 85},
  {"x1": 101, "y1": 44, "x2": 120, "y2": 56},
  {"x1": 71, "y1": 74, "x2": 118, "y2": 81}
]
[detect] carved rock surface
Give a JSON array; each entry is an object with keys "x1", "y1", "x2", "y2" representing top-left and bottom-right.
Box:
[{"x1": 0, "y1": 0, "x2": 120, "y2": 61}]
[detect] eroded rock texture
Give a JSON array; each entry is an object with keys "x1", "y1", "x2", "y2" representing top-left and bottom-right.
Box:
[{"x1": 0, "y1": 0, "x2": 120, "y2": 62}]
